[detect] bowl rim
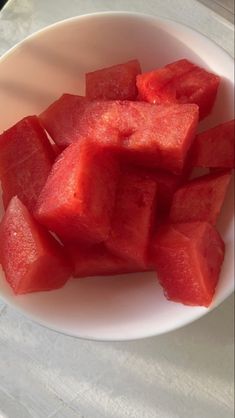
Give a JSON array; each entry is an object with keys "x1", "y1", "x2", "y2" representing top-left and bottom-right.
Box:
[
  {"x1": 0, "y1": 10, "x2": 234, "y2": 64},
  {"x1": 0, "y1": 11, "x2": 234, "y2": 341}
]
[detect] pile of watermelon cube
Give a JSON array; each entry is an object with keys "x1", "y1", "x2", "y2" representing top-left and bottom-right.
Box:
[{"x1": 0, "y1": 58, "x2": 234, "y2": 307}]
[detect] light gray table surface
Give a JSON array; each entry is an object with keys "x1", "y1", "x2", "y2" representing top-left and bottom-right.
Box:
[{"x1": 0, "y1": 1, "x2": 234, "y2": 417}]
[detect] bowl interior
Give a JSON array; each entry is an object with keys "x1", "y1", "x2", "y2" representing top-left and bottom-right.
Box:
[{"x1": 0, "y1": 12, "x2": 234, "y2": 340}]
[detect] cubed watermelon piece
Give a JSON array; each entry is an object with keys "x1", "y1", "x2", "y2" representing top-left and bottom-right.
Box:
[
  {"x1": 175, "y1": 67, "x2": 220, "y2": 120},
  {"x1": 137, "y1": 59, "x2": 220, "y2": 119},
  {"x1": 0, "y1": 116, "x2": 54, "y2": 212},
  {"x1": 122, "y1": 103, "x2": 199, "y2": 173},
  {"x1": 40, "y1": 95, "x2": 199, "y2": 174},
  {"x1": 151, "y1": 222, "x2": 225, "y2": 306},
  {"x1": 40, "y1": 95, "x2": 157, "y2": 149},
  {"x1": 106, "y1": 166, "x2": 157, "y2": 267},
  {"x1": 40, "y1": 94, "x2": 88, "y2": 149},
  {"x1": 192, "y1": 120, "x2": 235, "y2": 169},
  {"x1": 136, "y1": 59, "x2": 192, "y2": 103},
  {"x1": 40, "y1": 94, "x2": 120, "y2": 149},
  {"x1": 0, "y1": 197, "x2": 71, "y2": 295},
  {"x1": 169, "y1": 171, "x2": 232, "y2": 225},
  {"x1": 86, "y1": 59, "x2": 141, "y2": 100},
  {"x1": 67, "y1": 243, "x2": 144, "y2": 278},
  {"x1": 137, "y1": 59, "x2": 195, "y2": 103},
  {"x1": 35, "y1": 140, "x2": 119, "y2": 244}
]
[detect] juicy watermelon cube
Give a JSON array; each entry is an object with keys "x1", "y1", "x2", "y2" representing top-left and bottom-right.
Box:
[
  {"x1": 192, "y1": 120, "x2": 235, "y2": 169},
  {"x1": 67, "y1": 243, "x2": 144, "y2": 278},
  {"x1": 169, "y1": 171, "x2": 232, "y2": 225},
  {"x1": 40, "y1": 94, "x2": 120, "y2": 150},
  {"x1": 137, "y1": 59, "x2": 195, "y2": 103},
  {"x1": 40, "y1": 95, "x2": 199, "y2": 173},
  {"x1": 0, "y1": 116, "x2": 54, "y2": 212},
  {"x1": 40, "y1": 94, "x2": 89, "y2": 149},
  {"x1": 122, "y1": 103, "x2": 199, "y2": 173},
  {"x1": 175, "y1": 67, "x2": 220, "y2": 120},
  {"x1": 137, "y1": 59, "x2": 220, "y2": 119},
  {"x1": 106, "y1": 166, "x2": 157, "y2": 267},
  {"x1": 86, "y1": 59, "x2": 141, "y2": 100},
  {"x1": 151, "y1": 221, "x2": 225, "y2": 307},
  {"x1": 35, "y1": 140, "x2": 120, "y2": 244},
  {"x1": 0, "y1": 197, "x2": 71, "y2": 295}
]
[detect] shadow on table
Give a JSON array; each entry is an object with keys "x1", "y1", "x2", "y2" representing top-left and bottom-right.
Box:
[{"x1": 114, "y1": 293, "x2": 234, "y2": 372}]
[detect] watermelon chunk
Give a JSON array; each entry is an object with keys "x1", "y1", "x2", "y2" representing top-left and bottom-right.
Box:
[
  {"x1": 0, "y1": 116, "x2": 54, "y2": 212},
  {"x1": 106, "y1": 166, "x2": 157, "y2": 267},
  {"x1": 86, "y1": 59, "x2": 141, "y2": 100},
  {"x1": 169, "y1": 171, "x2": 232, "y2": 225},
  {"x1": 40, "y1": 94, "x2": 121, "y2": 150},
  {"x1": 67, "y1": 243, "x2": 144, "y2": 278},
  {"x1": 192, "y1": 120, "x2": 235, "y2": 169},
  {"x1": 0, "y1": 197, "x2": 71, "y2": 295},
  {"x1": 35, "y1": 140, "x2": 119, "y2": 244},
  {"x1": 40, "y1": 95, "x2": 199, "y2": 173},
  {"x1": 137, "y1": 59, "x2": 220, "y2": 119},
  {"x1": 151, "y1": 222, "x2": 225, "y2": 306},
  {"x1": 122, "y1": 103, "x2": 199, "y2": 173}
]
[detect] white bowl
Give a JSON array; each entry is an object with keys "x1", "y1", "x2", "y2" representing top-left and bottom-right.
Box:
[{"x1": 0, "y1": 12, "x2": 234, "y2": 340}]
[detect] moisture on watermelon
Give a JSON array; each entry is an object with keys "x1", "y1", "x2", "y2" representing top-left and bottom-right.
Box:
[
  {"x1": 86, "y1": 59, "x2": 141, "y2": 100},
  {"x1": 136, "y1": 59, "x2": 220, "y2": 119},
  {"x1": 169, "y1": 171, "x2": 232, "y2": 225},
  {"x1": 67, "y1": 243, "x2": 143, "y2": 278},
  {"x1": 0, "y1": 197, "x2": 71, "y2": 295},
  {"x1": 151, "y1": 221, "x2": 225, "y2": 307},
  {"x1": 35, "y1": 140, "x2": 120, "y2": 244},
  {"x1": 106, "y1": 166, "x2": 157, "y2": 268},
  {"x1": 191, "y1": 120, "x2": 235, "y2": 169},
  {"x1": 0, "y1": 116, "x2": 54, "y2": 213}
]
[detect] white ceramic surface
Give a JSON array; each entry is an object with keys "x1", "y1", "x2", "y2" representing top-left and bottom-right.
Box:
[{"x1": 0, "y1": 12, "x2": 234, "y2": 341}]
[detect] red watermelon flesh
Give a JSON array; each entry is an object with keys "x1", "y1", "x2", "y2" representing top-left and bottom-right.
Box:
[
  {"x1": 105, "y1": 101, "x2": 199, "y2": 173},
  {"x1": 0, "y1": 197, "x2": 71, "y2": 295},
  {"x1": 0, "y1": 116, "x2": 54, "y2": 212},
  {"x1": 137, "y1": 59, "x2": 220, "y2": 119},
  {"x1": 169, "y1": 171, "x2": 232, "y2": 225},
  {"x1": 122, "y1": 103, "x2": 199, "y2": 173},
  {"x1": 151, "y1": 170, "x2": 184, "y2": 217},
  {"x1": 151, "y1": 221, "x2": 225, "y2": 307},
  {"x1": 175, "y1": 67, "x2": 220, "y2": 120},
  {"x1": 40, "y1": 95, "x2": 199, "y2": 174},
  {"x1": 40, "y1": 95, "x2": 130, "y2": 150},
  {"x1": 39, "y1": 94, "x2": 162, "y2": 149},
  {"x1": 106, "y1": 166, "x2": 157, "y2": 268},
  {"x1": 136, "y1": 59, "x2": 194, "y2": 103},
  {"x1": 67, "y1": 243, "x2": 144, "y2": 278},
  {"x1": 137, "y1": 67, "x2": 177, "y2": 104},
  {"x1": 86, "y1": 59, "x2": 141, "y2": 100},
  {"x1": 192, "y1": 120, "x2": 235, "y2": 169},
  {"x1": 166, "y1": 59, "x2": 197, "y2": 77},
  {"x1": 40, "y1": 94, "x2": 105, "y2": 149},
  {"x1": 137, "y1": 59, "x2": 195, "y2": 103},
  {"x1": 35, "y1": 140, "x2": 120, "y2": 244},
  {"x1": 52, "y1": 143, "x2": 61, "y2": 159}
]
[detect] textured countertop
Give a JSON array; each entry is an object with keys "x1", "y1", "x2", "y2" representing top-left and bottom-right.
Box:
[{"x1": 0, "y1": 1, "x2": 234, "y2": 417}]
